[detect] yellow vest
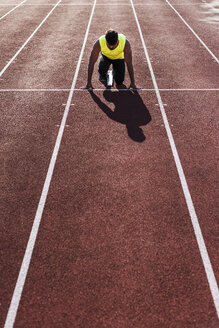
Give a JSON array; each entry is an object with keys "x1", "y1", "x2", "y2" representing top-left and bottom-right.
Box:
[{"x1": 99, "y1": 34, "x2": 126, "y2": 60}]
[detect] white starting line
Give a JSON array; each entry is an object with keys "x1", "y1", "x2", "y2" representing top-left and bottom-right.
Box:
[{"x1": 0, "y1": 88, "x2": 218, "y2": 92}]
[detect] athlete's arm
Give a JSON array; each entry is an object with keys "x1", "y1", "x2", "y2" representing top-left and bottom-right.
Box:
[
  {"x1": 124, "y1": 39, "x2": 137, "y2": 89},
  {"x1": 86, "y1": 40, "x2": 101, "y2": 89}
]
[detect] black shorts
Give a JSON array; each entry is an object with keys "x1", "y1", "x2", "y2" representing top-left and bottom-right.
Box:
[{"x1": 98, "y1": 54, "x2": 125, "y2": 85}]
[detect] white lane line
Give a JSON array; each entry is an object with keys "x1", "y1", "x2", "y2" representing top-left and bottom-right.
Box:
[
  {"x1": 0, "y1": 0, "x2": 26, "y2": 21},
  {"x1": 166, "y1": 0, "x2": 219, "y2": 63},
  {"x1": 158, "y1": 88, "x2": 219, "y2": 91},
  {"x1": 130, "y1": 0, "x2": 219, "y2": 319},
  {"x1": 0, "y1": 88, "x2": 155, "y2": 92},
  {"x1": 3, "y1": 1, "x2": 96, "y2": 327},
  {"x1": 0, "y1": 88, "x2": 218, "y2": 92},
  {"x1": 0, "y1": 0, "x2": 62, "y2": 78}
]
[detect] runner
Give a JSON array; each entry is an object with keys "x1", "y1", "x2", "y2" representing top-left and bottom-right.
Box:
[{"x1": 85, "y1": 29, "x2": 137, "y2": 89}]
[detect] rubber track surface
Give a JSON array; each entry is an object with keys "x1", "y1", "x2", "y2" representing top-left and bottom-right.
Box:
[{"x1": 0, "y1": 0, "x2": 218, "y2": 327}]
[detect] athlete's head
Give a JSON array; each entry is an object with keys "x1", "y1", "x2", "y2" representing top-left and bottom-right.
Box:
[{"x1": 105, "y1": 29, "x2": 118, "y2": 47}]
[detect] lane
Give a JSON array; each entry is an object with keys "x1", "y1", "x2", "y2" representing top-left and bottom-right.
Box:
[
  {"x1": 10, "y1": 1, "x2": 219, "y2": 327},
  {"x1": 0, "y1": 3, "x2": 94, "y2": 327},
  {"x1": 0, "y1": 91, "x2": 71, "y2": 328},
  {"x1": 132, "y1": 0, "x2": 219, "y2": 274},
  {"x1": 0, "y1": 5, "x2": 94, "y2": 89},
  {"x1": 160, "y1": 90, "x2": 219, "y2": 282},
  {"x1": 0, "y1": 4, "x2": 59, "y2": 73},
  {"x1": 132, "y1": 0, "x2": 219, "y2": 317},
  {"x1": 132, "y1": 1, "x2": 218, "y2": 89},
  {"x1": 167, "y1": 0, "x2": 219, "y2": 58},
  {"x1": 75, "y1": 0, "x2": 153, "y2": 89}
]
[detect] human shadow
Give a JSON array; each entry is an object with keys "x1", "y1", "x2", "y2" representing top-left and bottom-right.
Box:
[{"x1": 89, "y1": 88, "x2": 152, "y2": 142}]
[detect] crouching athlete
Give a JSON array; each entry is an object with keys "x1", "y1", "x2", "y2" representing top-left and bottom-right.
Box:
[{"x1": 85, "y1": 29, "x2": 137, "y2": 89}]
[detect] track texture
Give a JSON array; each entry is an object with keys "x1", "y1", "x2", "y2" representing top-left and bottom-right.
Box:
[{"x1": 0, "y1": 0, "x2": 218, "y2": 327}]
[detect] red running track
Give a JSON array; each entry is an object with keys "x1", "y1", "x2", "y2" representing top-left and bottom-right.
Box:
[{"x1": 0, "y1": 0, "x2": 218, "y2": 327}]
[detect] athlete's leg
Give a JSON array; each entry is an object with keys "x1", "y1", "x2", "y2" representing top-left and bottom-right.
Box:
[
  {"x1": 98, "y1": 54, "x2": 111, "y2": 81},
  {"x1": 112, "y1": 59, "x2": 125, "y2": 85}
]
